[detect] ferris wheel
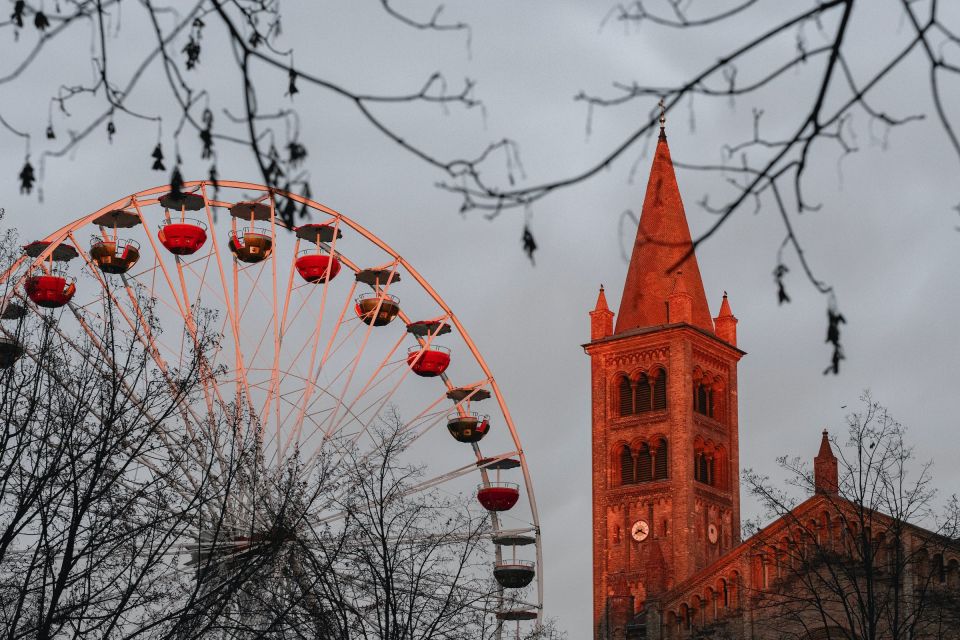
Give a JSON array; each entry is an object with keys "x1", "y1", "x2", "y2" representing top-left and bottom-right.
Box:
[{"x1": 0, "y1": 180, "x2": 542, "y2": 634}]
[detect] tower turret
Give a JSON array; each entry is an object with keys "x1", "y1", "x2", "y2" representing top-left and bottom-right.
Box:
[
  {"x1": 714, "y1": 292, "x2": 738, "y2": 346},
  {"x1": 591, "y1": 285, "x2": 615, "y2": 341},
  {"x1": 814, "y1": 430, "x2": 839, "y2": 495}
]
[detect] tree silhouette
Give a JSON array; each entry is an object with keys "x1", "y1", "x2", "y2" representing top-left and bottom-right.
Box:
[{"x1": 742, "y1": 394, "x2": 960, "y2": 640}]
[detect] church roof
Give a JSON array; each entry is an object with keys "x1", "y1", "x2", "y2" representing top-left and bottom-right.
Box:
[{"x1": 615, "y1": 131, "x2": 714, "y2": 334}]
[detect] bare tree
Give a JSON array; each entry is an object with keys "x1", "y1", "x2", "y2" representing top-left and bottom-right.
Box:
[
  {"x1": 741, "y1": 394, "x2": 960, "y2": 640},
  {"x1": 0, "y1": 237, "x2": 226, "y2": 638}
]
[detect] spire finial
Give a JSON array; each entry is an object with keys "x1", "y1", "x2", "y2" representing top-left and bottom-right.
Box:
[{"x1": 658, "y1": 98, "x2": 666, "y2": 139}]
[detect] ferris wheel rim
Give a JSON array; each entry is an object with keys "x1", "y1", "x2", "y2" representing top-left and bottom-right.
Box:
[{"x1": 0, "y1": 179, "x2": 544, "y2": 621}]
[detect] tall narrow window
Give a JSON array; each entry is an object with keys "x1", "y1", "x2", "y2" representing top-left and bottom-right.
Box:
[
  {"x1": 635, "y1": 373, "x2": 651, "y2": 412},
  {"x1": 652, "y1": 369, "x2": 667, "y2": 410},
  {"x1": 654, "y1": 438, "x2": 668, "y2": 479},
  {"x1": 618, "y1": 376, "x2": 633, "y2": 416},
  {"x1": 620, "y1": 446, "x2": 635, "y2": 485},
  {"x1": 695, "y1": 383, "x2": 713, "y2": 416},
  {"x1": 693, "y1": 384, "x2": 709, "y2": 415},
  {"x1": 637, "y1": 442, "x2": 652, "y2": 482},
  {"x1": 695, "y1": 451, "x2": 710, "y2": 484}
]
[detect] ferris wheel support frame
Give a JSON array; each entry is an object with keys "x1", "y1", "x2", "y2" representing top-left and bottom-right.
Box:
[{"x1": 1, "y1": 179, "x2": 545, "y2": 624}]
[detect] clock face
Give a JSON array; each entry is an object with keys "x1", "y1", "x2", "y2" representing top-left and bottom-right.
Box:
[
  {"x1": 708, "y1": 523, "x2": 719, "y2": 544},
  {"x1": 631, "y1": 520, "x2": 650, "y2": 542}
]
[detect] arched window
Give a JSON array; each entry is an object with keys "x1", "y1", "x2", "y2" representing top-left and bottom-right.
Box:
[
  {"x1": 695, "y1": 451, "x2": 709, "y2": 484},
  {"x1": 637, "y1": 442, "x2": 652, "y2": 482},
  {"x1": 635, "y1": 373, "x2": 651, "y2": 412},
  {"x1": 620, "y1": 446, "x2": 635, "y2": 485},
  {"x1": 652, "y1": 369, "x2": 667, "y2": 410},
  {"x1": 694, "y1": 383, "x2": 713, "y2": 417},
  {"x1": 654, "y1": 438, "x2": 668, "y2": 479},
  {"x1": 618, "y1": 376, "x2": 633, "y2": 416}
]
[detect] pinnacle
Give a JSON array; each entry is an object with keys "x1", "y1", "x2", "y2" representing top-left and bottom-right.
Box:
[
  {"x1": 592, "y1": 285, "x2": 612, "y2": 315},
  {"x1": 816, "y1": 430, "x2": 836, "y2": 459},
  {"x1": 718, "y1": 291, "x2": 734, "y2": 318}
]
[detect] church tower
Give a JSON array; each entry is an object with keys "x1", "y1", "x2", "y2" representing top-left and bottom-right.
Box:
[{"x1": 584, "y1": 120, "x2": 745, "y2": 637}]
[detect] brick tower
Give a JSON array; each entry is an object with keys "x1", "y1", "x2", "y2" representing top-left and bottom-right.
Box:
[{"x1": 584, "y1": 123, "x2": 745, "y2": 638}]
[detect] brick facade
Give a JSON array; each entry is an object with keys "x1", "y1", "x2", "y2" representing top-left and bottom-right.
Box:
[
  {"x1": 585, "y1": 127, "x2": 960, "y2": 639},
  {"x1": 584, "y1": 126, "x2": 744, "y2": 638}
]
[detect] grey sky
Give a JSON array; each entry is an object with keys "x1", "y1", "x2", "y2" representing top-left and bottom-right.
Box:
[{"x1": 2, "y1": 2, "x2": 959, "y2": 636}]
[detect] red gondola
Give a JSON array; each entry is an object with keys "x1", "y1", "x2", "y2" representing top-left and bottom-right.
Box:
[
  {"x1": 477, "y1": 482, "x2": 520, "y2": 512},
  {"x1": 295, "y1": 250, "x2": 341, "y2": 283},
  {"x1": 446, "y1": 412, "x2": 490, "y2": 443},
  {"x1": 407, "y1": 345, "x2": 450, "y2": 377},
  {"x1": 25, "y1": 275, "x2": 76, "y2": 308},
  {"x1": 90, "y1": 238, "x2": 141, "y2": 274},
  {"x1": 158, "y1": 219, "x2": 207, "y2": 255},
  {"x1": 493, "y1": 560, "x2": 536, "y2": 589},
  {"x1": 355, "y1": 293, "x2": 400, "y2": 326}
]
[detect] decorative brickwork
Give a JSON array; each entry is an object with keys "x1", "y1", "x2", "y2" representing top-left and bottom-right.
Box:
[{"x1": 585, "y1": 130, "x2": 744, "y2": 639}]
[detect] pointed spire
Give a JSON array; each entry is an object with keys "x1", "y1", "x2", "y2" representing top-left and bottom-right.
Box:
[
  {"x1": 594, "y1": 285, "x2": 611, "y2": 313},
  {"x1": 714, "y1": 291, "x2": 738, "y2": 346},
  {"x1": 615, "y1": 131, "x2": 713, "y2": 334},
  {"x1": 590, "y1": 285, "x2": 615, "y2": 341},
  {"x1": 814, "y1": 429, "x2": 839, "y2": 495}
]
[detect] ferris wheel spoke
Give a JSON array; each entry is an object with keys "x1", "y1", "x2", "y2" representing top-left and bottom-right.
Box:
[
  {"x1": 170, "y1": 252, "x2": 236, "y2": 423},
  {"x1": 265, "y1": 202, "x2": 283, "y2": 444},
  {"x1": 339, "y1": 320, "x2": 457, "y2": 447},
  {"x1": 201, "y1": 187, "x2": 256, "y2": 420},
  {"x1": 321, "y1": 262, "x2": 401, "y2": 440},
  {"x1": 328, "y1": 331, "x2": 407, "y2": 437},
  {"x1": 286, "y1": 278, "x2": 358, "y2": 455}
]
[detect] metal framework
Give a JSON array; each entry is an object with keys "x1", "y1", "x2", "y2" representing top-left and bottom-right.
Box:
[{"x1": 0, "y1": 180, "x2": 543, "y2": 631}]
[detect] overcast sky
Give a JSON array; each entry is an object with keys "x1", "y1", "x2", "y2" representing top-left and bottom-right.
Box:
[{"x1": 2, "y1": 2, "x2": 959, "y2": 636}]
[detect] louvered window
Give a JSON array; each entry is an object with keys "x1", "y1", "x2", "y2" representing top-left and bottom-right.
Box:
[
  {"x1": 620, "y1": 446, "x2": 634, "y2": 485},
  {"x1": 694, "y1": 383, "x2": 713, "y2": 417},
  {"x1": 652, "y1": 370, "x2": 667, "y2": 410},
  {"x1": 654, "y1": 439, "x2": 668, "y2": 479},
  {"x1": 635, "y1": 373, "x2": 651, "y2": 412},
  {"x1": 618, "y1": 377, "x2": 633, "y2": 416},
  {"x1": 695, "y1": 451, "x2": 710, "y2": 484},
  {"x1": 637, "y1": 443, "x2": 652, "y2": 482}
]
